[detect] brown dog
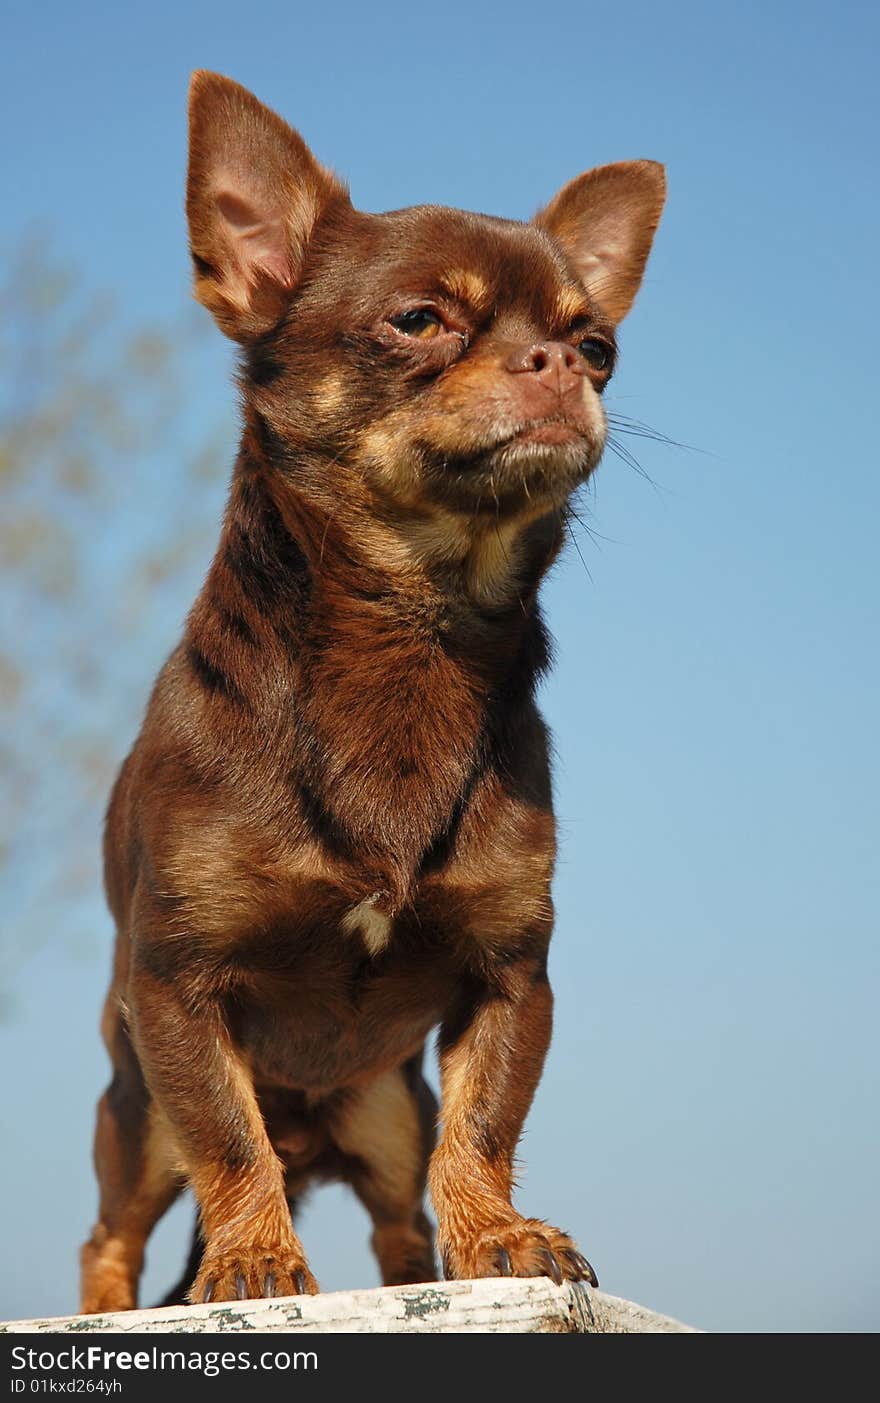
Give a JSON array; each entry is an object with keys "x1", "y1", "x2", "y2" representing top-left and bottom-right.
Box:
[{"x1": 80, "y1": 71, "x2": 665, "y2": 1312}]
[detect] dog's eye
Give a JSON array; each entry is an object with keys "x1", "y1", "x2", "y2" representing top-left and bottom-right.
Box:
[
  {"x1": 389, "y1": 308, "x2": 444, "y2": 340},
  {"x1": 578, "y1": 337, "x2": 613, "y2": 372}
]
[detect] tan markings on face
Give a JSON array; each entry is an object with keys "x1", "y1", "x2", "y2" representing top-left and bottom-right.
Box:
[
  {"x1": 415, "y1": 350, "x2": 606, "y2": 458},
  {"x1": 330, "y1": 1066, "x2": 423, "y2": 1211},
  {"x1": 358, "y1": 355, "x2": 605, "y2": 498},
  {"x1": 351, "y1": 359, "x2": 605, "y2": 595},
  {"x1": 341, "y1": 895, "x2": 394, "y2": 957},
  {"x1": 355, "y1": 413, "x2": 482, "y2": 572},
  {"x1": 357, "y1": 422, "x2": 422, "y2": 499},
  {"x1": 554, "y1": 285, "x2": 591, "y2": 328},
  {"x1": 440, "y1": 268, "x2": 492, "y2": 312},
  {"x1": 312, "y1": 369, "x2": 347, "y2": 415}
]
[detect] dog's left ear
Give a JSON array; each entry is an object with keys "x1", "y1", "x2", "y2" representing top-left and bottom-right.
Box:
[
  {"x1": 535, "y1": 161, "x2": 666, "y2": 324},
  {"x1": 187, "y1": 71, "x2": 350, "y2": 340}
]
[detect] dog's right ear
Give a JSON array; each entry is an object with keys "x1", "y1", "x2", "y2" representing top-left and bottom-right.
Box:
[{"x1": 187, "y1": 72, "x2": 349, "y2": 341}]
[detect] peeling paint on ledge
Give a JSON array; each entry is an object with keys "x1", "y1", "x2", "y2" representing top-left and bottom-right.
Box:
[{"x1": 1, "y1": 1279, "x2": 699, "y2": 1335}]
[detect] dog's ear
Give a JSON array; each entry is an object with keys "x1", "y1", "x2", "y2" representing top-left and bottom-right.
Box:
[
  {"x1": 187, "y1": 71, "x2": 349, "y2": 340},
  {"x1": 535, "y1": 161, "x2": 666, "y2": 324}
]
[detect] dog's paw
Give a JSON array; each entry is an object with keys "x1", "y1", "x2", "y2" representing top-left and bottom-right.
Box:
[
  {"x1": 442, "y1": 1217, "x2": 598, "y2": 1287},
  {"x1": 190, "y1": 1247, "x2": 319, "y2": 1304}
]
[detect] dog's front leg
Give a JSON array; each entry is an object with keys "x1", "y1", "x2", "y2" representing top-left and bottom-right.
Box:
[
  {"x1": 129, "y1": 956, "x2": 317, "y2": 1303},
  {"x1": 430, "y1": 947, "x2": 598, "y2": 1286}
]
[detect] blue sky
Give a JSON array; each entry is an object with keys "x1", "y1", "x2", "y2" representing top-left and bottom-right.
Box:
[{"x1": 1, "y1": 0, "x2": 878, "y2": 1332}]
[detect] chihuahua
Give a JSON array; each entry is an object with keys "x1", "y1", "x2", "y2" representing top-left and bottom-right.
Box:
[{"x1": 80, "y1": 71, "x2": 665, "y2": 1311}]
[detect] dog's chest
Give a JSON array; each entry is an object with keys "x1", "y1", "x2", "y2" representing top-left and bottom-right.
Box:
[
  {"x1": 289, "y1": 600, "x2": 505, "y2": 901},
  {"x1": 230, "y1": 907, "x2": 460, "y2": 1091}
]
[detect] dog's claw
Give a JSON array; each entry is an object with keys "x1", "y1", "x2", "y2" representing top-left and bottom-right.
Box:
[
  {"x1": 539, "y1": 1248, "x2": 564, "y2": 1285},
  {"x1": 263, "y1": 1272, "x2": 276, "y2": 1298},
  {"x1": 493, "y1": 1247, "x2": 513, "y2": 1276},
  {"x1": 293, "y1": 1269, "x2": 307, "y2": 1295},
  {"x1": 202, "y1": 1278, "x2": 216, "y2": 1304},
  {"x1": 234, "y1": 1272, "x2": 247, "y2": 1300},
  {"x1": 563, "y1": 1249, "x2": 598, "y2": 1287}
]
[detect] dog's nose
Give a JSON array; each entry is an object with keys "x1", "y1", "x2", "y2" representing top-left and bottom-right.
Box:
[{"x1": 505, "y1": 341, "x2": 586, "y2": 394}]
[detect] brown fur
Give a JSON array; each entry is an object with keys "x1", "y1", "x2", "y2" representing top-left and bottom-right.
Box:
[{"x1": 80, "y1": 71, "x2": 665, "y2": 1311}]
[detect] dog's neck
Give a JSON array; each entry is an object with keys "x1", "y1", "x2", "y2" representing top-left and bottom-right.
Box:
[
  {"x1": 210, "y1": 434, "x2": 555, "y2": 688},
  {"x1": 243, "y1": 406, "x2": 564, "y2": 613},
  {"x1": 188, "y1": 430, "x2": 555, "y2": 902}
]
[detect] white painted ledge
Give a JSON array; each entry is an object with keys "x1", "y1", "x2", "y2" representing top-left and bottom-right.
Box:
[{"x1": 1, "y1": 1279, "x2": 698, "y2": 1334}]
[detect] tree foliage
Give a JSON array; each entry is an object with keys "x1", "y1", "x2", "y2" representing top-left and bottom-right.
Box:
[{"x1": 0, "y1": 239, "x2": 233, "y2": 998}]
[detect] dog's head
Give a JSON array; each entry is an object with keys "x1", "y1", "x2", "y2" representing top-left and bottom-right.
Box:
[{"x1": 187, "y1": 72, "x2": 664, "y2": 536}]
